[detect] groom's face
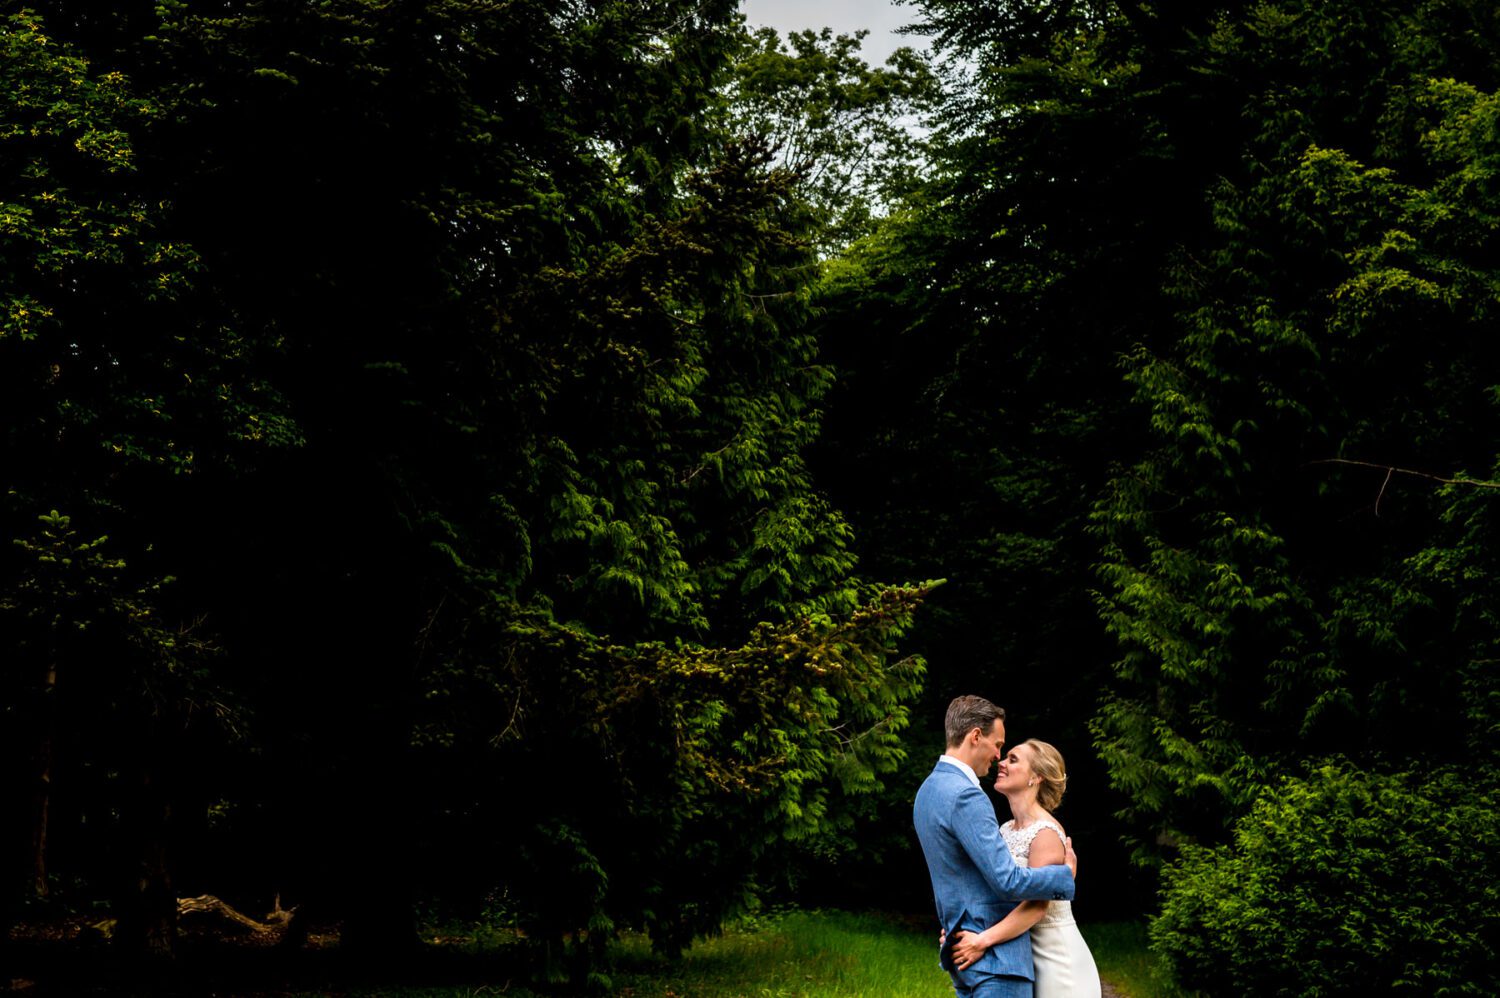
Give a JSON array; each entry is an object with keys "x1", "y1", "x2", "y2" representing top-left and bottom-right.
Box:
[{"x1": 973, "y1": 718, "x2": 1006, "y2": 777}]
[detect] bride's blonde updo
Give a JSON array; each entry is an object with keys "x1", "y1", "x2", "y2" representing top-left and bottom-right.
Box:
[{"x1": 1023, "y1": 739, "x2": 1068, "y2": 811}]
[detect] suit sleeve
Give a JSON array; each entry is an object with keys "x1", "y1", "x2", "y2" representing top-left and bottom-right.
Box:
[{"x1": 952, "y1": 785, "x2": 1075, "y2": 902}]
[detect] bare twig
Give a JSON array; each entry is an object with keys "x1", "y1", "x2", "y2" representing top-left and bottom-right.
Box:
[
  {"x1": 1307, "y1": 458, "x2": 1500, "y2": 491},
  {"x1": 681, "y1": 424, "x2": 747, "y2": 485},
  {"x1": 1374, "y1": 466, "x2": 1394, "y2": 517}
]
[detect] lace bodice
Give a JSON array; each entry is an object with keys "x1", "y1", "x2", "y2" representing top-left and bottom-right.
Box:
[
  {"x1": 1000, "y1": 817, "x2": 1064, "y2": 866},
  {"x1": 1000, "y1": 818, "x2": 1074, "y2": 925}
]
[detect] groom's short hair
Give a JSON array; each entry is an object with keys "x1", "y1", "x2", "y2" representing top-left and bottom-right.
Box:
[{"x1": 945, "y1": 695, "x2": 1006, "y2": 747}]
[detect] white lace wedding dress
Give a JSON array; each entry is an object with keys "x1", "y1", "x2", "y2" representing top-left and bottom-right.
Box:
[{"x1": 1001, "y1": 818, "x2": 1102, "y2": 998}]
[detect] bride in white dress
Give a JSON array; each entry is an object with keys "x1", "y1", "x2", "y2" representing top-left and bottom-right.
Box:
[{"x1": 950, "y1": 739, "x2": 1102, "y2": 997}]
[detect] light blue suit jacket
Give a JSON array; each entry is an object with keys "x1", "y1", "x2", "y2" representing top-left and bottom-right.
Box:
[{"x1": 913, "y1": 760, "x2": 1075, "y2": 984}]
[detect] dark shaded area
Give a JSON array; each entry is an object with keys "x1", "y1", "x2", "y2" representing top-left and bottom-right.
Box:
[{"x1": 2, "y1": 928, "x2": 531, "y2": 997}]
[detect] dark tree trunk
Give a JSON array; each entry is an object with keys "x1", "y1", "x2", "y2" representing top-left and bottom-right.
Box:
[
  {"x1": 30, "y1": 743, "x2": 52, "y2": 899},
  {"x1": 335, "y1": 736, "x2": 420, "y2": 962},
  {"x1": 29, "y1": 657, "x2": 58, "y2": 898},
  {"x1": 114, "y1": 752, "x2": 177, "y2": 965},
  {"x1": 340, "y1": 884, "x2": 418, "y2": 959}
]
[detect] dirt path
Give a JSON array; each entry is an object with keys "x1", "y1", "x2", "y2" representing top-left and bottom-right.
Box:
[{"x1": 1101, "y1": 979, "x2": 1125, "y2": 998}]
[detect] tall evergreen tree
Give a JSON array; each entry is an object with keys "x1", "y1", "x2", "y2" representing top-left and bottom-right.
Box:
[
  {"x1": 1, "y1": 1, "x2": 930, "y2": 971},
  {"x1": 815, "y1": 0, "x2": 1500, "y2": 881},
  {"x1": 1094, "y1": 0, "x2": 1500, "y2": 856},
  {"x1": 808, "y1": 0, "x2": 1196, "y2": 906}
]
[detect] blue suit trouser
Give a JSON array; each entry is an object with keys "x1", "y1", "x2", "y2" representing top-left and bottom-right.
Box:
[{"x1": 952, "y1": 974, "x2": 1032, "y2": 998}]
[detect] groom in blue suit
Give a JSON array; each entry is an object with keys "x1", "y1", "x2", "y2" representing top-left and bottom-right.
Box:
[{"x1": 914, "y1": 695, "x2": 1076, "y2": 998}]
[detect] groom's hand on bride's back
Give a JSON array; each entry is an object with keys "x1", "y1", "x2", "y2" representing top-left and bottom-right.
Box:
[{"x1": 1065, "y1": 836, "x2": 1078, "y2": 878}]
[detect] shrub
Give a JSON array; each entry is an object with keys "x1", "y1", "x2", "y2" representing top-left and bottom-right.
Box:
[{"x1": 1152, "y1": 763, "x2": 1500, "y2": 996}]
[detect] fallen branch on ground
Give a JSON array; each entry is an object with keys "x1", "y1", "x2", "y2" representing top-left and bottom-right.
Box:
[{"x1": 177, "y1": 893, "x2": 297, "y2": 934}]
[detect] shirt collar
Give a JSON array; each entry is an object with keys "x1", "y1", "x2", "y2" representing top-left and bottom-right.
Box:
[{"x1": 938, "y1": 753, "x2": 981, "y2": 789}]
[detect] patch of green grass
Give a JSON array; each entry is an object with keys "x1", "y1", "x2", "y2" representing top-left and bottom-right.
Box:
[
  {"x1": 607, "y1": 909, "x2": 954, "y2": 998},
  {"x1": 1082, "y1": 920, "x2": 1187, "y2": 998},
  {"x1": 312, "y1": 910, "x2": 952, "y2": 998},
  {"x1": 308, "y1": 911, "x2": 1190, "y2": 998}
]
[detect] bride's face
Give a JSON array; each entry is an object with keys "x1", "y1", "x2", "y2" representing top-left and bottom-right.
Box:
[{"x1": 993, "y1": 744, "x2": 1035, "y2": 795}]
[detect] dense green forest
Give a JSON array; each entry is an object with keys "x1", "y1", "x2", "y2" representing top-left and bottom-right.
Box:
[{"x1": 3, "y1": 1, "x2": 1498, "y2": 994}]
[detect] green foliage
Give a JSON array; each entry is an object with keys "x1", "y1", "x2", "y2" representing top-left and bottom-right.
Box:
[
  {"x1": 1, "y1": 0, "x2": 932, "y2": 970},
  {"x1": 1082, "y1": 921, "x2": 1186, "y2": 998},
  {"x1": 0, "y1": 9, "x2": 297, "y2": 492},
  {"x1": 0, "y1": 506, "x2": 225, "y2": 929},
  {"x1": 8, "y1": 510, "x2": 134, "y2": 647},
  {"x1": 1153, "y1": 764, "x2": 1500, "y2": 996},
  {"x1": 726, "y1": 27, "x2": 937, "y2": 249},
  {"x1": 0, "y1": 7, "x2": 270, "y2": 933},
  {"x1": 0, "y1": 506, "x2": 226, "y2": 737},
  {"x1": 462, "y1": 142, "x2": 858, "y2": 638},
  {"x1": 1091, "y1": 2, "x2": 1500, "y2": 858},
  {"x1": 807, "y1": 5, "x2": 1500, "y2": 925},
  {"x1": 10, "y1": 0, "x2": 1500, "y2": 985},
  {"x1": 805, "y1": 0, "x2": 1175, "y2": 909},
  {"x1": 1, "y1": 507, "x2": 225, "y2": 737},
  {"x1": 415, "y1": 584, "x2": 930, "y2": 961}
]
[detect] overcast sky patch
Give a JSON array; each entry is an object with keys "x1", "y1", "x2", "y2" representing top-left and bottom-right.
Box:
[{"x1": 739, "y1": 0, "x2": 926, "y2": 66}]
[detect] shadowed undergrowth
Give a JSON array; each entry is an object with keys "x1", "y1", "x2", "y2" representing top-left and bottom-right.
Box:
[{"x1": 4, "y1": 909, "x2": 1165, "y2": 997}]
